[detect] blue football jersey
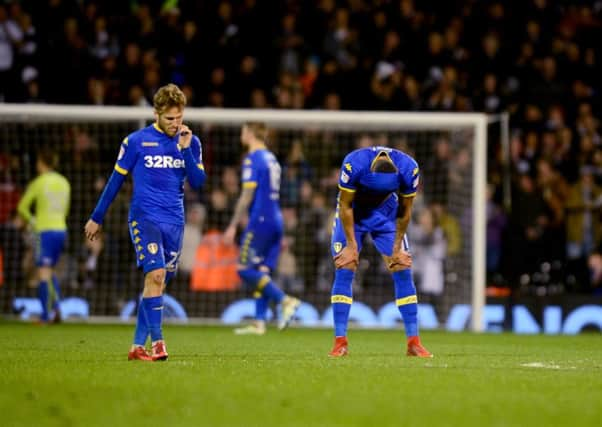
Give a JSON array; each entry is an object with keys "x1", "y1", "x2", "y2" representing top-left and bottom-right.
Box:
[
  {"x1": 241, "y1": 148, "x2": 282, "y2": 225},
  {"x1": 115, "y1": 123, "x2": 204, "y2": 225},
  {"x1": 338, "y1": 146, "x2": 420, "y2": 210}
]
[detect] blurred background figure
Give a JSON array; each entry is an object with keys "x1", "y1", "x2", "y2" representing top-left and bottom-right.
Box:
[{"x1": 17, "y1": 149, "x2": 70, "y2": 323}]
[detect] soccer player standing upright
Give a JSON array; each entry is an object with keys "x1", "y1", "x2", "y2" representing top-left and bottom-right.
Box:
[
  {"x1": 328, "y1": 146, "x2": 432, "y2": 358},
  {"x1": 84, "y1": 83, "x2": 206, "y2": 361},
  {"x1": 224, "y1": 122, "x2": 301, "y2": 335},
  {"x1": 17, "y1": 149, "x2": 71, "y2": 324}
]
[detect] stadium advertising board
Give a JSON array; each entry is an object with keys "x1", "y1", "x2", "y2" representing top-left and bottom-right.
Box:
[{"x1": 12, "y1": 295, "x2": 602, "y2": 335}]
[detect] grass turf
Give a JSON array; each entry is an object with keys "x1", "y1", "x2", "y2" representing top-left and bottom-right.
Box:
[{"x1": 1, "y1": 323, "x2": 601, "y2": 427}]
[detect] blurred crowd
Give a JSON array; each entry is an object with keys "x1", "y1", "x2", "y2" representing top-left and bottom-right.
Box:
[{"x1": 2, "y1": 0, "x2": 602, "y2": 302}]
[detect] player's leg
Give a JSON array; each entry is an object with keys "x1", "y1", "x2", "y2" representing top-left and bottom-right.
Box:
[
  {"x1": 36, "y1": 266, "x2": 52, "y2": 323},
  {"x1": 127, "y1": 220, "x2": 163, "y2": 361},
  {"x1": 35, "y1": 231, "x2": 62, "y2": 323},
  {"x1": 375, "y1": 231, "x2": 432, "y2": 358},
  {"x1": 234, "y1": 268, "x2": 270, "y2": 335},
  {"x1": 328, "y1": 219, "x2": 365, "y2": 357},
  {"x1": 51, "y1": 274, "x2": 62, "y2": 323},
  {"x1": 260, "y1": 234, "x2": 302, "y2": 330},
  {"x1": 145, "y1": 222, "x2": 183, "y2": 361},
  {"x1": 234, "y1": 226, "x2": 297, "y2": 333},
  {"x1": 143, "y1": 267, "x2": 168, "y2": 361},
  {"x1": 50, "y1": 231, "x2": 66, "y2": 323}
]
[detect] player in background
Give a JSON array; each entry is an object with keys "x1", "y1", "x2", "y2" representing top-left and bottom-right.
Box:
[
  {"x1": 17, "y1": 149, "x2": 71, "y2": 324},
  {"x1": 224, "y1": 122, "x2": 301, "y2": 335},
  {"x1": 328, "y1": 146, "x2": 432, "y2": 358},
  {"x1": 84, "y1": 83, "x2": 206, "y2": 361}
]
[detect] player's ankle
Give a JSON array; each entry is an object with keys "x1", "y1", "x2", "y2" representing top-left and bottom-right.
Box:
[{"x1": 407, "y1": 336, "x2": 420, "y2": 345}]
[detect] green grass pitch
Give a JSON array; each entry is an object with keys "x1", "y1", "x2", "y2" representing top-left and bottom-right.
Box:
[{"x1": 1, "y1": 323, "x2": 601, "y2": 427}]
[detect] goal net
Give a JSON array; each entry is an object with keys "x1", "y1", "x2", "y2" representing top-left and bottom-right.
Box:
[{"x1": 0, "y1": 105, "x2": 487, "y2": 331}]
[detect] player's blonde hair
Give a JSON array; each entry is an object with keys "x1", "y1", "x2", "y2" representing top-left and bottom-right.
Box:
[
  {"x1": 153, "y1": 83, "x2": 187, "y2": 114},
  {"x1": 244, "y1": 122, "x2": 268, "y2": 141}
]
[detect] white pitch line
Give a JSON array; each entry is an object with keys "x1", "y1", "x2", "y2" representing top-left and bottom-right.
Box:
[{"x1": 520, "y1": 362, "x2": 576, "y2": 370}]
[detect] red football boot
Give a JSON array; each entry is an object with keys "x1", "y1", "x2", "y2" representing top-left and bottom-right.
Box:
[
  {"x1": 406, "y1": 336, "x2": 433, "y2": 358},
  {"x1": 128, "y1": 346, "x2": 153, "y2": 361},
  {"x1": 328, "y1": 336, "x2": 349, "y2": 358},
  {"x1": 151, "y1": 340, "x2": 168, "y2": 361}
]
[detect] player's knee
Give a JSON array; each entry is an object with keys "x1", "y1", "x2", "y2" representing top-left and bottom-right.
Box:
[
  {"x1": 37, "y1": 267, "x2": 53, "y2": 282},
  {"x1": 237, "y1": 267, "x2": 263, "y2": 286},
  {"x1": 387, "y1": 263, "x2": 410, "y2": 273},
  {"x1": 334, "y1": 261, "x2": 358, "y2": 272},
  {"x1": 146, "y1": 269, "x2": 166, "y2": 288}
]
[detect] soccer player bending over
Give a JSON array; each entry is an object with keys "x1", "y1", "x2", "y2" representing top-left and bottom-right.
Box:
[
  {"x1": 18, "y1": 149, "x2": 71, "y2": 324},
  {"x1": 329, "y1": 146, "x2": 432, "y2": 358},
  {"x1": 224, "y1": 122, "x2": 301, "y2": 335},
  {"x1": 84, "y1": 84, "x2": 206, "y2": 361}
]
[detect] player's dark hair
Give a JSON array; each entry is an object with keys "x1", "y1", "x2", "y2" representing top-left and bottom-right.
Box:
[
  {"x1": 153, "y1": 83, "x2": 187, "y2": 113},
  {"x1": 37, "y1": 149, "x2": 58, "y2": 169},
  {"x1": 244, "y1": 122, "x2": 268, "y2": 141},
  {"x1": 372, "y1": 158, "x2": 397, "y2": 173}
]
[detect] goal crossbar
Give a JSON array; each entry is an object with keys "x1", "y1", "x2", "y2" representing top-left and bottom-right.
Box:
[{"x1": 0, "y1": 104, "x2": 487, "y2": 332}]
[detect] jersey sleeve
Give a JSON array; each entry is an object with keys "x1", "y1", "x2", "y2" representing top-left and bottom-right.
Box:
[
  {"x1": 242, "y1": 156, "x2": 258, "y2": 189},
  {"x1": 114, "y1": 135, "x2": 138, "y2": 175},
  {"x1": 182, "y1": 135, "x2": 206, "y2": 189},
  {"x1": 338, "y1": 153, "x2": 359, "y2": 192},
  {"x1": 399, "y1": 158, "x2": 420, "y2": 198},
  {"x1": 191, "y1": 136, "x2": 204, "y2": 170}
]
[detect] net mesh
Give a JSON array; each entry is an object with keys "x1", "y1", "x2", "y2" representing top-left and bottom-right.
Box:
[{"x1": 0, "y1": 111, "x2": 477, "y2": 324}]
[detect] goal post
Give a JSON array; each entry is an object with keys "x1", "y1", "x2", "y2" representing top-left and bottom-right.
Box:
[{"x1": 0, "y1": 104, "x2": 487, "y2": 332}]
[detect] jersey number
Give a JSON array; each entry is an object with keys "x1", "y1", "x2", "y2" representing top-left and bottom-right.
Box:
[
  {"x1": 165, "y1": 251, "x2": 180, "y2": 273},
  {"x1": 268, "y1": 160, "x2": 281, "y2": 195},
  {"x1": 45, "y1": 190, "x2": 68, "y2": 213}
]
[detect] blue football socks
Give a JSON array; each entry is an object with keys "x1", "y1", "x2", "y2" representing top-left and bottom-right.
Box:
[
  {"x1": 144, "y1": 296, "x2": 164, "y2": 342},
  {"x1": 392, "y1": 269, "x2": 418, "y2": 337},
  {"x1": 239, "y1": 268, "x2": 285, "y2": 307},
  {"x1": 37, "y1": 281, "x2": 49, "y2": 322},
  {"x1": 331, "y1": 268, "x2": 354, "y2": 337},
  {"x1": 255, "y1": 294, "x2": 269, "y2": 321},
  {"x1": 51, "y1": 275, "x2": 61, "y2": 311},
  {"x1": 133, "y1": 297, "x2": 149, "y2": 346}
]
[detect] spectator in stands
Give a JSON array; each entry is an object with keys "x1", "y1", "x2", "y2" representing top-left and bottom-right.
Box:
[
  {"x1": 180, "y1": 203, "x2": 205, "y2": 277},
  {"x1": 409, "y1": 207, "x2": 447, "y2": 303},
  {"x1": 3, "y1": 0, "x2": 602, "y2": 299},
  {"x1": 0, "y1": 4, "x2": 23, "y2": 101},
  {"x1": 565, "y1": 166, "x2": 602, "y2": 289},
  {"x1": 281, "y1": 140, "x2": 313, "y2": 208}
]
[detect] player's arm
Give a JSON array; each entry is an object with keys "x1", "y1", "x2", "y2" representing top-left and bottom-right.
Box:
[
  {"x1": 85, "y1": 137, "x2": 134, "y2": 240},
  {"x1": 179, "y1": 125, "x2": 206, "y2": 189},
  {"x1": 394, "y1": 194, "x2": 414, "y2": 253},
  {"x1": 335, "y1": 187, "x2": 360, "y2": 269},
  {"x1": 89, "y1": 170, "x2": 126, "y2": 225},
  {"x1": 16, "y1": 178, "x2": 39, "y2": 226},
  {"x1": 386, "y1": 196, "x2": 415, "y2": 271},
  {"x1": 390, "y1": 162, "x2": 420, "y2": 269},
  {"x1": 224, "y1": 185, "x2": 255, "y2": 244}
]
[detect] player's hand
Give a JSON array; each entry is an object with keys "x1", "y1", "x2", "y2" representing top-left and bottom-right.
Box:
[
  {"x1": 388, "y1": 250, "x2": 412, "y2": 271},
  {"x1": 178, "y1": 124, "x2": 192, "y2": 149},
  {"x1": 223, "y1": 225, "x2": 236, "y2": 246},
  {"x1": 84, "y1": 219, "x2": 101, "y2": 241},
  {"x1": 334, "y1": 244, "x2": 359, "y2": 269}
]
